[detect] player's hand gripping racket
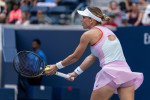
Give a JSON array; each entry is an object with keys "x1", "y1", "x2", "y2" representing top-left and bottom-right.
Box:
[{"x1": 13, "y1": 51, "x2": 74, "y2": 80}]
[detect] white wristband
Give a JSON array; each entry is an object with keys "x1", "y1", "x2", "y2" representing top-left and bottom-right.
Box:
[
  {"x1": 56, "y1": 61, "x2": 65, "y2": 69},
  {"x1": 74, "y1": 66, "x2": 83, "y2": 75}
]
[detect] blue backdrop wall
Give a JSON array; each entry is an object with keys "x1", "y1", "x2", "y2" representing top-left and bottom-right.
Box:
[
  {"x1": 2, "y1": 26, "x2": 150, "y2": 100},
  {"x1": 15, "y1": 29, "x2": 100, "y2": 100}
]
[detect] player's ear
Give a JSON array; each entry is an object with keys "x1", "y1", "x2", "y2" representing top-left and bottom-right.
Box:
[{"x1": 89, "y1": 18, "x2": 92, "y2": 23}]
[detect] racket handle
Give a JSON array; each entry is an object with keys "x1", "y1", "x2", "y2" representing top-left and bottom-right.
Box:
[{"x1": 55, "y1": 72, "x2": 74, "y2": 80}]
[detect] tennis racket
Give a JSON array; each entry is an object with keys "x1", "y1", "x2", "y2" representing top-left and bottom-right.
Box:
[{"x1": 13, "y1": 51, "x2": 74, "y2": 80}]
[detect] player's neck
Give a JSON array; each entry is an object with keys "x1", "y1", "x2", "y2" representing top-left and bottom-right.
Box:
[{"x1": 90, "y1": 24, "x2": 100, "y2": 29}]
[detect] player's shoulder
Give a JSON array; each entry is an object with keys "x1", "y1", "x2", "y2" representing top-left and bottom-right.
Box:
[{"x1": 83, "y1": 27, "x2": 102, "y2": 37}]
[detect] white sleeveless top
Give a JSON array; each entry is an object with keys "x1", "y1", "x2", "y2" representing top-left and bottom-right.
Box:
[{"x1": 90, "y1": 26, "x2": 126, "y2": 67}]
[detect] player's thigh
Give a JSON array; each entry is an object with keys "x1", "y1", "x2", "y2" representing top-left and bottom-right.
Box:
[
  {"x1": 90, "y1": 85, "x2": 114, "y2": 100},
  {"x1": 117, "y1": 86, "x2": 135, "y2": 100}
]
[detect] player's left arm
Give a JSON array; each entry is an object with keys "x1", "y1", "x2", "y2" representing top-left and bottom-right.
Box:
[
  {"x1": 46, "y1": 32, "x2": 90, "y2": 75},
  {"x1": 67, "y1": 54, "x2": 97, "y2": 81},
  {"x1": 78, "y1": 54, "x2": 97, "y2": 71}
]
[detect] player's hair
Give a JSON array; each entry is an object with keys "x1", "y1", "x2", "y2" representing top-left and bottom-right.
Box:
[
  {"x1": 33, "y1": 39, "x2": 41, "y2": 45},
  {"x1": 87, "y1": 7, "x2": 110, "y2": 24}
]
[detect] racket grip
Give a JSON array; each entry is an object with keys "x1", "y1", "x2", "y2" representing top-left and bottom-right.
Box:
[{"x1": 55, "y1": 72, "x2": 74, "y2": 80}]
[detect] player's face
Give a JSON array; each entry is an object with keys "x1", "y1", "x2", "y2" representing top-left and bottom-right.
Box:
[{"x1": 80, "y1": 16, "x2": 91, "y2": 29}]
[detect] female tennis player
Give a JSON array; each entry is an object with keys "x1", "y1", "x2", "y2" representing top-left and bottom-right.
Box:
[{"x1": 46, "y1": 7, "x2": 143, "y2": 100}]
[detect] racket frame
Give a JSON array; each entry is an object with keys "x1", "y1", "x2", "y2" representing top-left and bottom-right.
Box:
[{"x1": 13, "y1": 51, "x2": 74, "y2": 80}]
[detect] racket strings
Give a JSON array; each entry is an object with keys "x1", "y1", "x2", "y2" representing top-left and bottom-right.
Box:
[
  {"x1": 19, "y1": 53, "x2": 31, "y2": 75},
  {"x1": 15, "y1": 55, "x2": 26, "y2": 75},
  {"x1": 16, "y1": 53, "x2": 30, "y2": 76},
  {"x1": 27, "y1": 52, "x2": 42, "y2": 76},
  {"x1": 19, "y1": 54, "x2": 28, "y2": 74},
  {"x1": 14, "y1": 51, "x2": 45, "y2": 77}
]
